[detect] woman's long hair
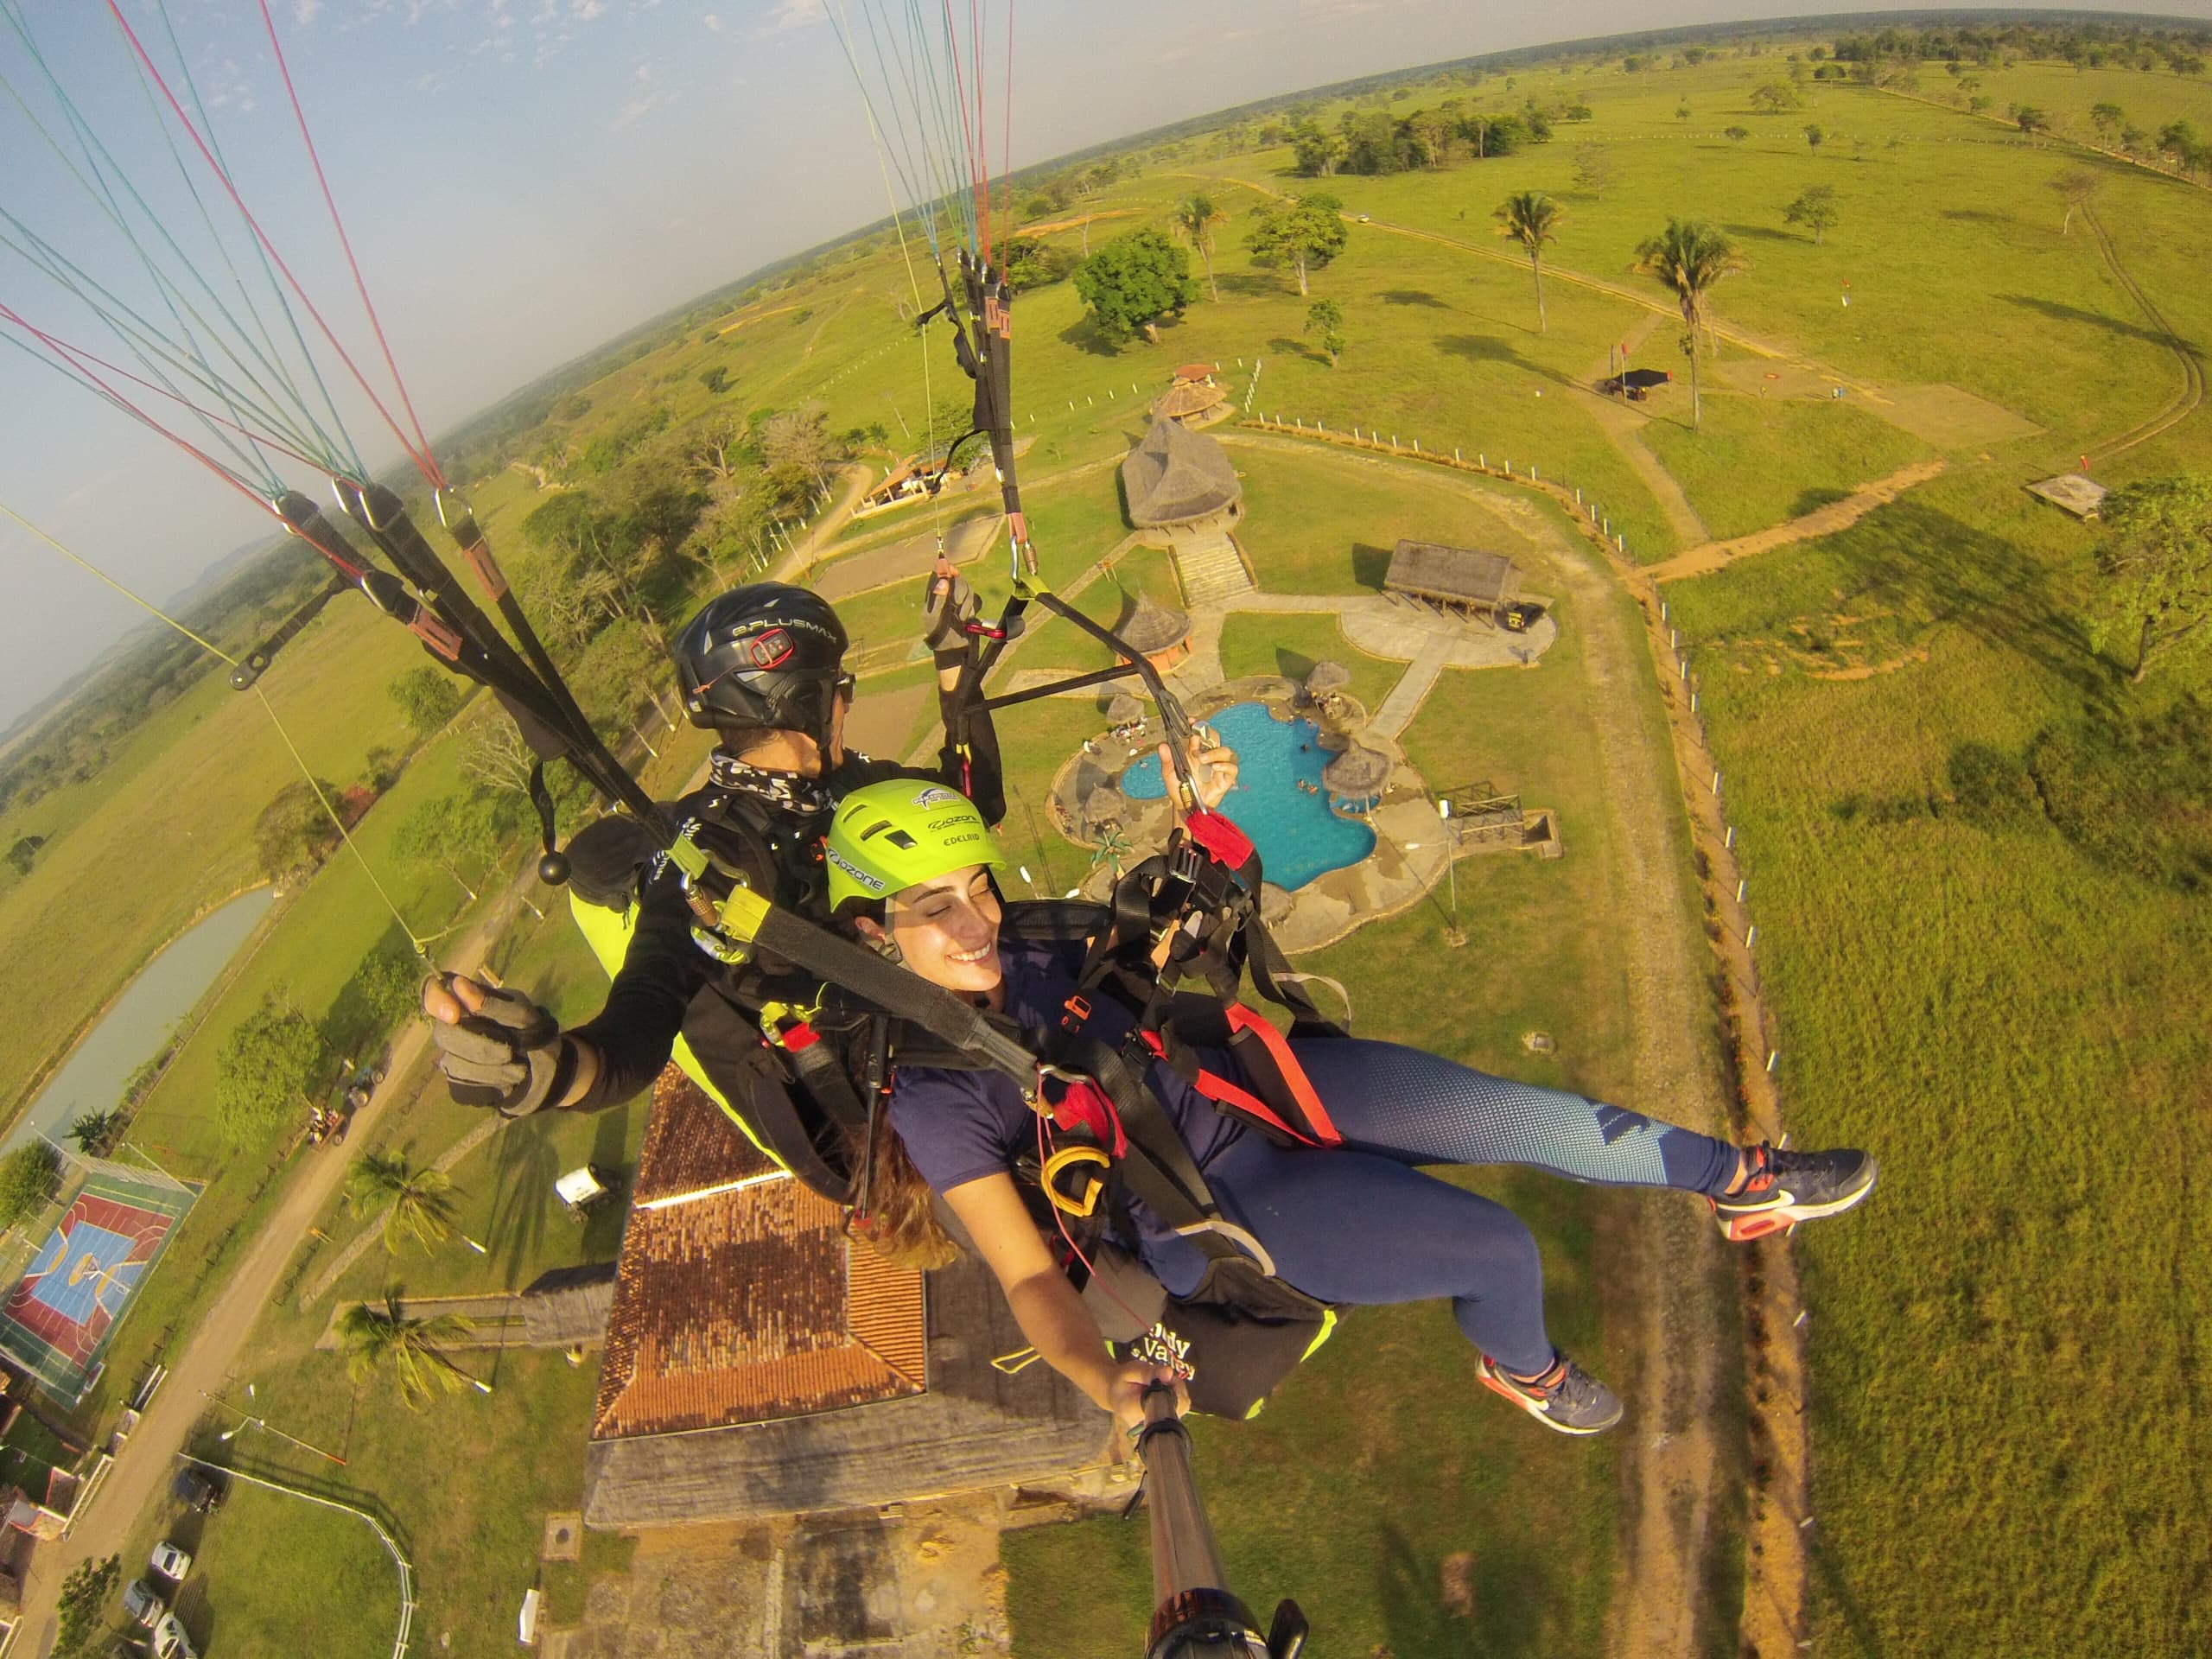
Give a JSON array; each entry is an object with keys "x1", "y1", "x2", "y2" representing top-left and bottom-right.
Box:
[{"x1": 844, "y1": 1101, "x2": 961, "y2": 1269}]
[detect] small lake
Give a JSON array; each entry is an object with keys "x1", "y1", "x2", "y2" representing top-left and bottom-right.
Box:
[
  {"x1": 4, "y1": 888, "x2": 275, "y2": 1157},
  {"x1": 1120, "y1": 701, "x2": 1376, "y2": 891}
]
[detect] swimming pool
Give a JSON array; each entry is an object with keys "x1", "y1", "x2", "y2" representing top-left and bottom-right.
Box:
[{"x1": 1119, "y1": 701, "x2": 1376, "y2": 890}]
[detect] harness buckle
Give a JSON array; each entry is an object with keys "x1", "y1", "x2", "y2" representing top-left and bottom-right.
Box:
[{"x1": 1061, "y1": 994, "x2": 1091, "y2": 1030}]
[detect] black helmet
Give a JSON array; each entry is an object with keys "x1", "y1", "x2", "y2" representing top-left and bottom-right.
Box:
[{"x1": 673, "y1": 583, "x2": 850, "y2": 740}]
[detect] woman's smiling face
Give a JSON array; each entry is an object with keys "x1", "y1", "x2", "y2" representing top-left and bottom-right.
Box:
[{"x1": 886, "y1": 863, "x2": 1002, "y2": 995}]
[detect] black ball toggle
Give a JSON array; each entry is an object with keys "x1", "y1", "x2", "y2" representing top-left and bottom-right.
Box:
[{"x1": 537, "y1": 850, "x2": 572, "y2": 887}]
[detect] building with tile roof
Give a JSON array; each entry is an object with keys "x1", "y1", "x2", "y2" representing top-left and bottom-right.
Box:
[{"x1": 584, "y1": 1069, "x2": 1110, "y2": 1529}]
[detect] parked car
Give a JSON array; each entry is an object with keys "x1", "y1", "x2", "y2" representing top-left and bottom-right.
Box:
[
  {"x1": 170, "y1": 1467, "x2": 224, "y2": 1513},
  {"x1": 151, "y1": 1611, "x2": 197, "y2": 1659},
  {"x1": 149, "y1": 1540, "x2": 193, "y2": 1581},
  {"x1": 122, "y1": 1579, "x2": 163, "y2": 1629},
  {"x1": 1500, "y1": 601, "x2": 1547, "y2": 633}
]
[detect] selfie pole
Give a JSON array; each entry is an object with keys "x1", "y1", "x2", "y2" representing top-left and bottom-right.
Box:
[{"x1": 1135, "y1": 1383, "x2": 1308, "y2": 1659}]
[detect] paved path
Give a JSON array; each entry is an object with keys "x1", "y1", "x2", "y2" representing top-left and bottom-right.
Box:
[
  {"x1": 1647, "y1": 458, "x2": 1949, "y2": 583},
  {"x1": 1364, "y1": 630, "x2": 1454, "y2": 739}
]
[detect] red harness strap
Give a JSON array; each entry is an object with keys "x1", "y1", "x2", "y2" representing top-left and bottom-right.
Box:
[{"x1": 1141, "y1": 1006, "x2": 1343, "y2": 1149}]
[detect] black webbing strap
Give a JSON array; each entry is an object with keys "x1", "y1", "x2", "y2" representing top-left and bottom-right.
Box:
[{"x1": 229, "y1": 573, "x2": 351, "y2": 690}]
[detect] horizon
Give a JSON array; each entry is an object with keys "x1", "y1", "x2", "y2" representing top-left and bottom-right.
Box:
[{"x1": 1, "y1": 0, "x2": 2204, "y2": 732}]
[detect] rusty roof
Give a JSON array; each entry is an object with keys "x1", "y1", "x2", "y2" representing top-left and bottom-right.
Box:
[{"x1": 591, "y1": 1069, "x2": 927, "y2": 1442}]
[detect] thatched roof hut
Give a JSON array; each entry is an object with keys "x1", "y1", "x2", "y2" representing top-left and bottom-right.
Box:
[
  {"x1": 1083, "y1": 785, "x2": 1128, "y2": 832},
  {"x1": 1306, "y1": 660, "x2": 1351, "y2": 700},
  {"x1": 1154, "y1": 378, "x2": 1227, "y2": 423},
  {"x1": 520, "y1": 1262, "x2": 617, "y2": 1349},
  {"x1": 1119, "y1": 591, "x2": 1192, "y2": 661},
  {"x1": 1121, "y1": 417, "x2": 1241, "y2": 528},
  {"x1": 1323, "y1": 745, "x2": 1392, "y2": 797},
  {"x1": 1174, "y1": 363, "x2": 1217, "y2": 384},
  {"x1": 1260, "y1": 883, "x2": 1294, "y2": 925},
  {"x1": 1384, "y1": 540, "x2": 1522, "y2": 614},
  {"x1": 1073, "y1": 757, "x2": 1112, "y2": 801},
  {"x1": 1105, "y1": 692, "x2": 1143, "y2": 727}
]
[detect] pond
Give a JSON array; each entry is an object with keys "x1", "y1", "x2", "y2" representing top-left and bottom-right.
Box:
[
  {"x1": 4, "y1": 887, "x2": 275, "y2": 1157},
  {"x1": 1119, "y1": 701, "x2": 1376, "y2": 891}
]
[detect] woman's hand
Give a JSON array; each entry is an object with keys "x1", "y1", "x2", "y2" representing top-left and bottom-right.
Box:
[
  {"x1": 1107, "y1": 1359, "x2": 1191, "y2": 1443},
  {"x1": 1159, "y1": 734, "x2": 1239, "y2": 813}
]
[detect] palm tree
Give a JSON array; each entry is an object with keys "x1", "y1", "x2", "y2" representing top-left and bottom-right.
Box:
[
  {"x1": 1632, "y1": 219, "x2": 1750, "y2": 431},
  {"x1": 346, "y1": 1150, "x2": 458, "y2": 1255},
  {"x1": 1495, "y1": 191, "x2": 1565, "y2": 333},
  {"x1": 1170, "y1": 194, "x2": 1229, "y2": 302},
  {"x1": 338, "y1": 1291, "x2": 487, "y2": 1410}
]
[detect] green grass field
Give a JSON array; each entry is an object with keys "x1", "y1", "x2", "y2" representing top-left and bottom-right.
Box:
[{"x1": 10, "y1": 27, "x2": 2212, "y2": 1658}]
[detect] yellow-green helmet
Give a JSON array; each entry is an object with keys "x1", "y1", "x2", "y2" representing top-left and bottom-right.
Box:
[{"x1": 825, "y1": 779, "x2": 1007, "y2": 912}]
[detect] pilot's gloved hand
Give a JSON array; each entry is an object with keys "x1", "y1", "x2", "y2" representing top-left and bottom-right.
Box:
[
  {"x1": 921, "y1": 557, "x2": 980, "y2": 660},
  {"x1": 421, "y1": 974, "x2": 573, "y2": 1115}
]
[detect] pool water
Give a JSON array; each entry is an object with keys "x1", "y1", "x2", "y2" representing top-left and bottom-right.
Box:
[{"x1": 1119, "y1": 701, "x2": 1376, "y2": 890}]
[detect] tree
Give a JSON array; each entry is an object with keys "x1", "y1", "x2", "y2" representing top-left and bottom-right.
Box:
[
  {"x1": 758, "y1": 410, "x2": 843, "y2": 493},
  {"x1": 2090, "y1": 101, "x2": 2126, "y2": 140},
  {"x1": 1783, "y1": 183, "x2": 1840, "y2": 245},
  {"x1": 2016, "y1": 106, "x2": 2051, "y2": 136},
  {"x1": 697, "y1": 365, "x2": 730, "y2": 396},
  {"x1": 339, "y1": 1289, "x2": 486, "y2": 1409},
  {"x1": 1495, "y1": 190, "x2": 1564, "y2": 331},
  {"x1": 1749, "y1": 82, "x2": 1800, "y2": 114},
  {"x1": 1001, "y1": 236, "x2": 1077, "y2": 291},
  {"x1": 1725, "y1": 124, "x2": 1751, "y2": 144},
  {"x1": 253, "y1": 777, "x2": 343, "y2": 881},
  {"x1": 1571, "y1": 143, "x2": 1618, "y2": 198},
  {"x1": 1168, "y1": 194, "x2": 1230, "y2": 302},
  {"x1": 215, "y1": 997, "x2": 325, "y2": 1146},
  {"x1": 1243, "y1": 195, "x2": 1348, "y2": 296},
  {"x1": 6, "y1": 834, "x2": 43, "y2": 877},
  {"x1": 2088, "y1": 474, "x2": 2212, "y2": 683},
  {"x1": 346, "y1": 1151, "x2": 460, "y2": 1255},
  {"x1": 388, "y1": 664, "x2": 464, "y2": 737},
  {"x1": 67, "y1": 1110, "x2": 118, "y2": 1156},
  {"x1": 2049, "y1": 169, "x2": 2101, "y2": 233},
  {"x1": 0, "y1": 1141, "x2": 59, "y2": 1231},
  {"x1": 1287, "y1": 118, "x2": 1345, "y2": 177},
  {"x1": 391, "y1": 791, "x2": 505, "y2": 905},
  {"x1": 1803, "y1": 123, "x2": 1826, "y2": 151},
  {"x1": 1632, "y1": 219, "x2": 1749, "y2": 432},
  {"x1": 1305, "y1": 298, "x2": 1347, "y2": 366},
  {"x1": 1071, "y1": 229, "x2": 1201, "y2": 343},
  {"x1": 55, "y1": 1554, "x2": 120, "y2": 1658}
]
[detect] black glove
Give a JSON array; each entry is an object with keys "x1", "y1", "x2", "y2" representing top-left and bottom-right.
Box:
[
  {"x1": 427, "y1": 978, "x2": 574, "y2": 1116},
  {"x1": 921, "y1": 563, "x2": 979, "y2": 660}
]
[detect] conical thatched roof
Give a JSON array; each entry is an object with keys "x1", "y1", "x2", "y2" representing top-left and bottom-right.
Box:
[
  {"x1": 1105, "y1": 692, "x2": 1143, "y2": 726},
  {"x1": 1155, "y1": 379, "x2": 1227, "y2": 422},
  {"x1": 1119, "y1": 590, "x2": 1191, "y2": 655},
  {"x1": 1121, "y1": 417, "x2": 1242, "y2": 528},
  {"x1": 1306, "y1": 660, "x2": 1351, "y2": 697},
  {"x1": 1174, "y1": 363, "x2": 1217, "y2": 384},
  {"x1": 1083, "y1": 785, "x2": 1127, "y2": 830},
  {"x1": 1073, "y1": 758, "x2": 1112, "y2": 800},
  {"x1": 1259, "y1": 882, "x2": 1294, "y2": 925},
  {"x1": 1323, "y1": 745, "x2": 1392, "y2": 795}
]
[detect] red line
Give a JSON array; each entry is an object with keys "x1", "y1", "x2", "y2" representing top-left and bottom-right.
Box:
[
  {"x1": 101, "y1": 1, "x2": 439, "y2": 486},
  {"x1": 1001, "y1": 1, "x2": 1014, "y2": 263},
  {"x1": 255, "y1": 0, "x2": 443, "y2": 490},
  {"x1": 0, "y1": 304, "x2": 327, "y2": 473}
]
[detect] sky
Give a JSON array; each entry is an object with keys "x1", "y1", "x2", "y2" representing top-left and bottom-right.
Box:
[{"x1": 0, "y1": 0, "x2": 2203, "y2": 728}]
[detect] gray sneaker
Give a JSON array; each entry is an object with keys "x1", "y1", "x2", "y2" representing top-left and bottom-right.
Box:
[{"x1": 1479, "y1": 1351, "x2": 1624, "y2": 1435}]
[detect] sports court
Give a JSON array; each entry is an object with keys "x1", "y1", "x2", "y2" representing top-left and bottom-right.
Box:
[{"x1": 0, "y1": 1160, "x2": 196, "y2": 1402}]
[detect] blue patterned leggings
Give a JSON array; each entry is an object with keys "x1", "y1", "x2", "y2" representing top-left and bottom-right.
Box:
[{"x1": 1145, "y1": 1039, "x2": 1735, "y2": 1376}]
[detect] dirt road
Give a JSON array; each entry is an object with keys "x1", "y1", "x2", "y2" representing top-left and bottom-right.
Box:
[
  {"x1": 10, "y1": 896, "x2": 524, "y2": 1656},
  {"x1": 1648, "y1": 458, "x2": 1950, "y2": 583}
]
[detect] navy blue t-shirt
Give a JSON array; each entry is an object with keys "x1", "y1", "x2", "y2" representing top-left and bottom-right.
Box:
[{"x1": 887, "y1": 935, "x2": 1248, "y2": 1258}]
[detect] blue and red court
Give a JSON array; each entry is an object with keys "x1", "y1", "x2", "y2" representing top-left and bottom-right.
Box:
[{"x1": 0, "y1": 1167, "x2": 194, "y2": 1402}]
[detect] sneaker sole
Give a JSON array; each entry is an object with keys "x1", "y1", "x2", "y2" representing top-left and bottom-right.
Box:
[
  {"x1": 1478, "y1": 1361, "x2": 1622, "y2": 1436},
  {"x1": 1713, "y1": 1159, "x2": 1879, "y2": 1242}
]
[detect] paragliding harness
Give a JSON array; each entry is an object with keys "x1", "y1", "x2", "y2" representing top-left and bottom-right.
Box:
[{"x1": 883, "y1": 808, "x2": 1356, "y2": 1421}]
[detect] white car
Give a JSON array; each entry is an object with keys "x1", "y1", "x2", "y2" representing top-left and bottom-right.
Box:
[
  {"x1": 151, "y1": 1611, "x2": 197, "y2": 1659},
  {"x1": 149, "y1": 1541, "x2": 193, "y2": 1582}
]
